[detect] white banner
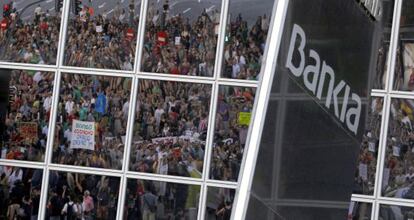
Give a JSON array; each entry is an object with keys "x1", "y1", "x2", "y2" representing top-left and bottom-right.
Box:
[{"x1": 70, "y1": 120, "x2": 95, "y2": 150}]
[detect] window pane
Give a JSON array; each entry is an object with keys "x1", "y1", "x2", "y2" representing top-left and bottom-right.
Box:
[
  {"x1": 205, "y1": 187, "x2": 235, "y2": 220},
  {"x1": 348, "y1": 201, "x2": 372, "y2": 220},
  {"x1": 379, "y1": 204, "x2": 414, "y2": 219},
  {"x1": 141, "y1": 0, "x2": 222, "y2": 77},
  {"x1": 123, "y1": 178, "x2": 200, "y2": 220},
  {"x1": 0, "y1": 69, "x2": 54, "y2": 162},
  {"x1": 129, "y1": 80, "x2": 212, "y2": 178},
  {"x1": 46, "y1": 170, "x2": 120, "y2": 220},
  {"x1": 0, "y1": 165, "x2": 43, "y2": 219},
  {"x1": 0, "y1": 0, "x2": 62, "y2": 64},
  {"x1": 63, "y1": 0, "x2": 140, "y2": 70},
  {"x1": 353, "y1": 97, "x2": 383, "y2": 195},
  {"x1": 382, "y1": 98, "x2": 414, "y2": 199},
  {"x1": 53, "y1": 73, "x2": 132, "y2": 170},
  {"x1": 393, "y1": 0, "x2": 414, "y2": 91},
  {"x1": 221, "y1": 0, "x2": 275, "y2": 80},
  {"x1": 209, "y1": 85, "x2": 256, "y2": 182}
]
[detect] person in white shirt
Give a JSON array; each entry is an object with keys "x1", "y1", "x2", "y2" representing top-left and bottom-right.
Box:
[{"x1": 65, "y1": 97, "x2": 75, "y2": 114}]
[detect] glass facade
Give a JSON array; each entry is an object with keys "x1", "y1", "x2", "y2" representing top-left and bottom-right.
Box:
[{"x1": 0, "y1": 0, "x2": 410, "y2": 219}]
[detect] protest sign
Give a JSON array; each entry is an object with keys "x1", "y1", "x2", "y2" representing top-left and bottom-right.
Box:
[
  {"x1": 238, "y1": 112, "x2": 251, "y2": 126},
  {"x1": 70, "y1": 120, "x2": 95, "y2": 150}
]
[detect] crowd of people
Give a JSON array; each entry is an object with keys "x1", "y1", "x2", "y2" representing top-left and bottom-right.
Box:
[
  {"x1": 129, "y1": 80, "x2": 211, "y2": 178},
  {"x1": 46, "y1": 171, "x2": 120, "y2": 220},
  {"x1": 205, "y1": 187, "x2": 234, "y2": 220},
  {"x1": 0, "y1": 166, "x2": 43, "y2": 220},
  {"x1": 353, "y1": 97, "x2": 383, "y2": 195},
  {"x1": 124, "y1": 178, "x2": 200, "y2": 220},
  {"x1": 1, "y1": 70, "x2": 54, "y2": 162},
  {"x1": 222, "y1": 13, "x2": 270, "y2": 80},
  {"x1": 379, "y1": 205, "x2": 414, "y2": 220},
  {"x1": 0, "y1": 1, "x2": 61, "y2": 64},
  {"x1": 141, "y1": 2, "x2": 220, "y2": 76},
  {"x1": 64, "y1": 2, "x2": 138, "y2": 70},
  {"x1": 347, "y1": 201, "x2": 371, "y2": 220},
  {"x1": 210, "y1": 86, "x2": 256, "y2": 182},
  {"x1": 52, "y1": 73, "x2": 132, "y2": 170},
  {"x1": 380, "y1": 98, "x2": 414, "y2": 200}
]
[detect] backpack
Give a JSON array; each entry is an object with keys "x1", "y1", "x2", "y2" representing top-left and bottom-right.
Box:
[
  {"x1": 144, "y1": 195, "x2": 157, "y2": 213},
  {"x1": 66, "y1": 203, "x2": 75, "y2": 220}
]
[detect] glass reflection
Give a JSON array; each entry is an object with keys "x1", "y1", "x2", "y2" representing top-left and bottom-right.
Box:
[
  {"x1": 123, "y1": 178, "x2": 200, "y2": 220},
  {"x1": 348, "y1": 201, "x2": 372, "y2": 220},
  {"x1": 0, "y1": 165, "x2": 43, "y2": 220},
  {"x1": 64, "y1": 0, "x2": 140, "y2": 70},
  {"x1": 393, "y1": 0, "x2": 414, "y2": 91},
  {"x1": 221, "y1": 0, "x2": 275, "y2": 80},
  {"x1": 210, "y1": 86, "x2": 256, "y2": 182},
  {"x1": 380, "y1": 204, "x2": 414, "y2": 220},
  {"x1": 53, "y1": 73, "x2": 132, "y2": 170},
  {"x1": 141, "y1": 0, "x2": 221, "y2": 76},
  {"x1": 382, "y1": 98, "x2": 414, "y2": 199},
  {"x1": 130, "y1": 80, "x2": 211, "y2": 178},
  {"x1": 0, "y1": 69, "x2": 54, "y2": 162},
  {"x1": 205, "y1": 187, "x2": 235, "y2": 220},
  {"x1": 46, "y1": 171, "x2": 120, "y2": 220},
  {"x1": 353, "y1": 97, "x2": 383, "y2": 195},
  {"x1": 0, "y1": 0, "x2": 62, "y2": 64}
]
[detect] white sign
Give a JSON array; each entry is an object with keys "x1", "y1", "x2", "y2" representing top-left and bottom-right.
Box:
[
  {"x1": 96, "y1": 25, "x2": 103, "y2": 33},
  {"x1": 358, "y1": 163, "x2": 368, "y2": 181},
  {"x1": 70, "y1": 120, "x2": 95, "y2": 150},
  {"x1": 393, "y1": 145, "x2": 400, "y2": 157},
  {"x1": 175, "y1": 36, "x2": 181, "y2": 45},
  {"x1": 368, "y1": 141, "x2": 376, "y2": 152}
]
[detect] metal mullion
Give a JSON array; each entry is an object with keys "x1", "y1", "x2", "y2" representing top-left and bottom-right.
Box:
[
  {"x1": 377, "y1": 197, "x2": 414, "y2": 207},
  {"x1": 131, "y1": 0, "x2": 146, "y2": 75},
  {"x1": 38, "y1": 67, "x2": 62, "y2": 220},
  {"x1": 206, "y1": 179, "x2": 238, "y2": 188},
  {"x1": 218, "y1": 78, "x2": 259, "y2": 86},
  {"x1": 217, "y1": 79, "x2": 258, "y2": 88},
  {"x1": 352, "y1": 194, "x2": 375, "y2": 200},
  {"x1": 386, "y1": 0, "x2": 403, "y2": 92},
  {"x1": 126, "y1": 170, "x2": 204, "y2": 183},
  {"x1": 117, "y1": 75, "x2": 139, "y2": 220},
  {"x1": 0, "y1": 63, "x2": 57, "y2": 72},
  {"x1": 134, "y1": 0, "x2": 149, "y2": 75},
  {"x1": 56, "y1": 0, "x2": 71, "y2": 68},
  {"x1": 371, "y1": 200, "x2": 379, "y2": 220},
  {"x1": 59, "y1": 66, "x2": 134, "y2": 77},
  {"x1": 201, "y1": 83, "x2": 218, "y2": 181},
  {"x1": 351, "y1": 196, "x2": 375, "y2": 204},
  {"x1": 136, "y1": 73, "x2": 215, "y2": 84},
  {"x1": 371, "y1": 90, "x2": 387, "y2": 97},
  {"x1": 389, "y1": 90, "x2": 414, "y2": 98},
  {"x1": 125, "y1": 172, "x2": 203, "y2": 186},
  {"x1": 213, "y1": 0, "x2": 229, "y2": 80},
  {"x1": 47, "y1": 164, "x2": 123, "y2": 177},
  {"x1": 0, "y1": 160, "x2": 45, "y2": 169},
  {"x1": 232, "y1": 0, "x2": 290, "y2": 219},
  {"x1": 137, "y1": 71, "x2": 216, "y2": 82},
  {"x1": 205, "y1": 181, "x2": 238, "y2": 189},
  {"x1": 199, "y1": 184, "x2": 208, "y2": 220}
]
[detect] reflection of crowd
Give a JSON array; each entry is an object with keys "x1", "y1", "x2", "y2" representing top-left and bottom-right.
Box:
[
  {"x1": 141, "y1": 3, "x2": 220, "y2": 76},
  {"x1": 205, "y1": 187, "x2": 234, "y2": 220},
  {"x1": 130, "y1": 80, "x2": 211, "y2": 178},
  {"x1": 222, "y1": 14, "x2": 269, "y2": 80},
  {"x1": 210, "y1": 87, "x2": 255, "y2": 182},
  {"x1": 64, "y1": 4, "x2": 138, "y2": 70},
  {"x1": 0, "y1": 166, "x2": 43, "y2": 220},
  {"x1": 1, "y1": 70, "x2": 54, "y2": 162},
  {"x1": 353, "y1": 97, "x2": 383, "y2": 195},
  {"x1": 46, "y1": 171, "x2": 119, "y2": 220},
  {"x1": 53, "y1": 74, "x2": 132, "y2": 170},
  {"x1": 379, "y1": 205, "x2": 414, "y2": 220},
  {"x1": 382, "y1": 99, "x2": 414, "y2": 199},
  {"x1": 0, "y1": 3, "x2": 60, "y2": 64},
  {"x1": 124, "y1": 179, "x2": 199, "y2": 220}
]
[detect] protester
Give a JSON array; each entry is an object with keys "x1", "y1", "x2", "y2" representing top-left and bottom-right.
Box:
[
  {"x1": 222, "y1": 13, "x2": 270, "y2": 80},
  {"x1": 381, "y1": 99, "x2": 414, "y2": 200},
  {"x1": 64, "y1": 2, "x2": 138, "y2": 70},
  {"x1": 53, "y1": 73, "x2": 132, "y2": 170},
  {"x1": 209, "y1": 86, "x2": 255, "y2": 182},
  {"x1": 353, "y1": 97, "x2": 383, "y2": 195},
  {"x1": 123, "y1": 178, "x2": 200, "y2": 220},
  {"x1": 205, "y1": 187, "x2": 235, "y2": 220},
  {"x1": 0, "y1": 166, "x2": 43, "y2": 220},
  {"x1": 0, "y1": 70, "x2": 54, "y2": 162},
  {"x1": 46, "y1": 171, "x2": 120, "y2": 220},
  {"x1": 0, "y1": 1, "x2": 61, "y2": 64},
  {"x1": 141, "y1": 1, "x2": 221, "y2": 76},
  {"x1": 130, "y1": 80, "x2": 211, "y2": 178}
]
